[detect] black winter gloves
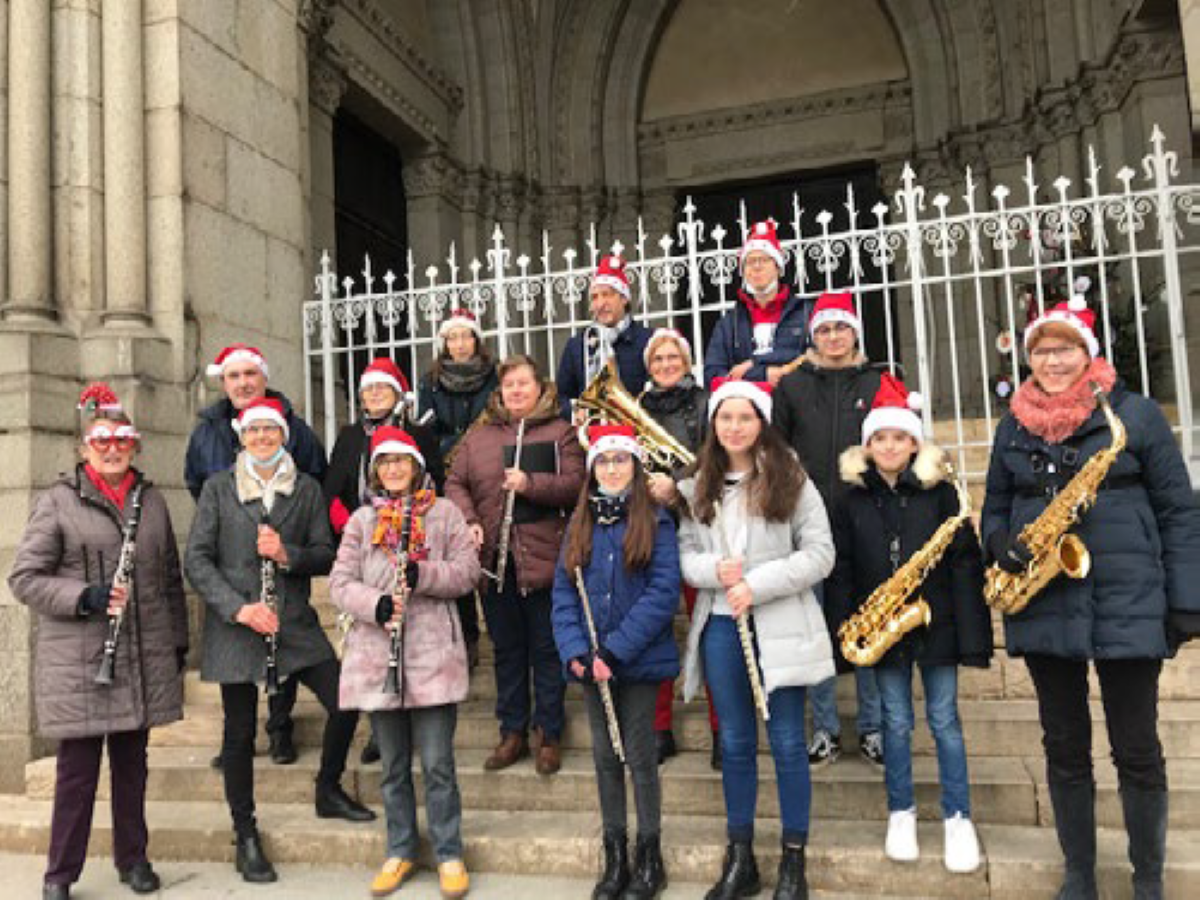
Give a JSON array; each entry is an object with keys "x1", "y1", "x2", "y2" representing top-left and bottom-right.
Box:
[
  {"x1": 77, "y1": 582, "x2": 112, "y2": 617},
  {"x1": 986, "y1": 529, "x2": 1034, "y2": 575}
]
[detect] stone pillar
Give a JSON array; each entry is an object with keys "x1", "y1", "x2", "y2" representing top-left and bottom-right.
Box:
[
  {"x1": 4, "y1": 0, "x2": 53, "y2": 322},
  {"x1": 308, "y1": 52, "x2": 347, "y2": 262},
  {"x1": 102, "y1": 0, "x2": 150, "y2": 327}
]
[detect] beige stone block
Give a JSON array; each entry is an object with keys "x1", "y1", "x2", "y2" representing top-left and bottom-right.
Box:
[
  {"x1": 235, "y1": 0, "x2": 300, "y2": 96},
  {"x1": 0, "y1": 649, "x2": 32, "y2": 733},
  {"x1": 145, "y1": 18, "x2": 183, "y2": 111},
  {"x1": 184, "y1": 201, "x2": 268, "y2": 329},
  {"x1": 177, "y1": 21, "x2": 252, "y2": 140},
  {"x1": 53, "y1": 182, "x2": 106, "y2": 316},
  {"x1": 0, "y1": 735, "x2": 34, "y2": 793},
  {"x1": 178, "y1": 113, "x2": 225, "y2": 206},
  {"x1": 0, "y1": 435, "x2": 77, "y2": 490},
  {"x1": 226, "y1": 141, "x2": 304, "y2": 247},
  {"x1": 52, "y1": 95, "x2": 103, "y2": 189},
  {"x1": 179, "y1": 0, "x2": 237, "y2": 55},
  {"x1": 0, "y1": 331, "x2": 80, "y2": 379},
  {"x1": 51, "y1": 2, "x2": 101, "y2": 102},
  {"x1": 266, "y1": 238, "x2": 305, "y2": 334},
  {"x1": 147, "y1": 195, "x2": 187, "y2": 321},
  {"x1": 145, "y1": 0, "x2": 181, "y2": 26},
  {"x1": 248, "y1": 77, "x2": 302, "y2": 172}
]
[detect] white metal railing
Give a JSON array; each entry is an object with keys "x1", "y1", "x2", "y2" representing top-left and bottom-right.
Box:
[{"x1": 303, "y1": 126, "x2": 1199, "y2": 478}]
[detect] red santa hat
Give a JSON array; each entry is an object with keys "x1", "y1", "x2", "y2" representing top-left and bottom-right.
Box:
[
  {"x1": 438, "y1": 308, "x2": 484, "y2": 348},
  {"x1": 206, "y1": 343, "x2": 269, "y2": 380},
  {"x1": 1023, "y1": 296, "x2": 1100, "y2": 358},
  {"x1": 592, "y1": 255, "x2": 631, "y2": 300},
  {"x1": 740, "y1": 219, "x2": 785, "y2": 272},
  {"x1": 359, "y1": 357, "x2": 411, "y2": 397},
  {"x1": 809, "y1": 291, "x2": 862, "y2": 342},
  {"x1": 78, "y1": 382, "x2": 125, "y2": 417},
  {"x1": 586, "y1": 423, "x2": 645, "y2": 470},
  {"x1": 708, "y1": 377, "x2": 774, "y2": 423},
  {"x1": 233, "y1": 397, "x2": 289, "y2": 440},
  {"x1": 369, "y1": 426, "x2": 425, "y2": 470},
  {"x1": 643, "y1": 328, "x2": 693, "y2": 370},
  {"x1": 861, "y1": 373, "x2": 924, "y2": 445}
]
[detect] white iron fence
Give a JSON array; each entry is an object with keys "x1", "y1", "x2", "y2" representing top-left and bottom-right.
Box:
[{"x1": 303, "y1": 126, "x2": 1199, "y2": 477}]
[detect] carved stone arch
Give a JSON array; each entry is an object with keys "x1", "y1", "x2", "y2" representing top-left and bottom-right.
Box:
[{"x1": 877, "y1": 0, "x2": 959, "y2": 144}]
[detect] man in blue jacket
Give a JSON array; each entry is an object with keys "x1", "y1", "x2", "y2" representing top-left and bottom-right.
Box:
[
  {"x1": 703, "y1": 219, "x2": 815, "y2": 387},
  {"x1": 184, "y1": 343, "x2": 328, "y2": 769},
  {"x1": 556, "y1": 255, "x2": 652, "y2": 419}
]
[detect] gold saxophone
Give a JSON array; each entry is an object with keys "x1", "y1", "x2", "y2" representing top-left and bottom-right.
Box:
[
  {"x1": 984, "y1": 384, "x2": 1126, "y2": 615},
  {"x1": 838, "y1": 458, "x2": 971, "y2": 667}
]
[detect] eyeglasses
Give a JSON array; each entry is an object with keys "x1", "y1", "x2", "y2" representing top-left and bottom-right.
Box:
[
  {"x1": 86, "y1": 426, "x2": 140, "y2": 452},
  {"x1": 814, "y1": 322, "x2": 853, "y2": 337},
  {"x1": 595, "y1": 452, "x2": 634, "y2": 470},
  {"x1": 242, "y1": 424, "x2": 282, "y2": 437},
  {"x1": 743, "y1": 256, "x2": 776, "y2": 269},
  {"x1": 1030, "y1": 344, "x2": 1083, "y2": 361},
  {"x1": 376, "y1": 456, "x2": 412, "y2": 470}
]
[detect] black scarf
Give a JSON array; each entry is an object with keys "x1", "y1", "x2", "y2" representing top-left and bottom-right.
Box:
[
  {"x1": 641, "y1": 374, "x2": 698, "y2": 413},
  {"x1": 438, "y1": 357, "x2": 493, "y2": 394},
  {"x1": 590, "y1": 491, "x2": 630, "y2": 525}
]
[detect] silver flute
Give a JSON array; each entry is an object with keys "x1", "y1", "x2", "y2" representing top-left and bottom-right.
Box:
[
  {"x1": 573, "y1": 567, "x2": 625, "y2": 763},
  {"x1": 713, "y1": 500, "x2": 770, "y2": 722},
  {"x1": 382, "y1": 495, "x2": 414, "y2": 695},
  {"x1": 489, "y1": 416, "x2": 526, "y2": 588},
  {"x1": 94, "y1": 483, "x2": 145, "y2": 686},
  {"x1": 259, "y1": 511, "x2": 282, "y2": 697}
]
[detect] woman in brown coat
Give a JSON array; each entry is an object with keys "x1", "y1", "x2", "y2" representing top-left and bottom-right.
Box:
[
  {"x1": 445, "y1": 355, "x2": 585, "y2": 775},
  {"x1": 8, "y1": 384, "x2": 189, "y2": 900}
]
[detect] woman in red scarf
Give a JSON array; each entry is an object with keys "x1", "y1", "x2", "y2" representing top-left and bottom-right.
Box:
[
  {"x1": 982, "y1": 299, "x2": 1200, "y2": 899},
  {"x1": 9, "y1": 384, "x2": 189, "y2": 900}
]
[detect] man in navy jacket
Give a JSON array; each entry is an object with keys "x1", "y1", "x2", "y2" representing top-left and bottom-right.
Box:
[{"x1": 556, "y1": 255, "x2": 652, "y2": 419}]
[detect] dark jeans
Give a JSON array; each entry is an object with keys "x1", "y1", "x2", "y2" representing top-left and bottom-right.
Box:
[
  {"x1": 45, "y1": 728, "x2": 150, "y2": 887},
  {"x1": 220, "y1": 657, "x2": 357, "y2": 835},
  {"x1": 371, "y1": 705, "x2": 462, "y2": 861},
  {"x1": 703, "y1": 615, "x2": 812, "y2": 845},
  {"x1": 481, "y1": 561, "x2": 566, "y2": 740},
  {"x1": 1025, "y1": 654, "x2": 1167, "y2": 791},
  {"x1": 586, "y1": 680, "x2": 661, "y2": 836}
]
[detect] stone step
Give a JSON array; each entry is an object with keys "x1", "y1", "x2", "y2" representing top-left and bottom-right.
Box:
[
  {"x1": 0, "y1": 797, "x2": 1195, "y2": 898},
  {"x1": 25, "y1": 745, "x2": 1200, "y2": 830},
  {"x1": 156, "y1": 694, "x2": 1200, "y2": 760}
]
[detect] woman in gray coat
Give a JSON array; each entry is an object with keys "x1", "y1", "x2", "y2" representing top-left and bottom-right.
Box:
[
  {"x1": 185, "y1": 397, "x2": 373, "y2": 886},
  {"x1": 8, "y1": 383, "x2": 188, "y2": 900}
]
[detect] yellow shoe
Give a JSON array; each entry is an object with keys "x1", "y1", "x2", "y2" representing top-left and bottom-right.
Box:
[
  {"x1": 370, "y1": 857, "x2": 416, "y2": 897},
  {"x1": 438, "y1": 859, "x2": 470, "y2": 898}
]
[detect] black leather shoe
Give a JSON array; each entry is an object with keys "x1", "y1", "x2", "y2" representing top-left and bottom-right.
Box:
[
  {"x1": 42, "y1": 884, "x2": 69, "y2": 900},
  {"x1": 315, "y1": 782, "x2": 376, "y2": 822},
  {"x1": 704, "y1": 840, "x2": 760, "y2": 900},
  {"x1": 622, "y1": 833, "x2": 667, "y2": 900},
  {"x1": 655, "y1": 730, "x2": 677, "y2": 765},
  {"x1": 269, "y1": 733, "x2": 297, "y2": 765},
  {"x1": 772, "y1": 843, "x2": 807, "y2": 900},
  {"x1": 360, "y1": 733, "x2": 381, "y2": 765},
  {"x1": 210, "y1": 751, "x2": 224, "y2": 770},
  {"x1": 593, "y1": 829, "x2": 629, "y2": 900},
  {"x1": 235, "y1": 830, "x2": 278, "y2": 883},
  {"x1": 119, "y1": 860, "x2": 161, "y2": 894}
]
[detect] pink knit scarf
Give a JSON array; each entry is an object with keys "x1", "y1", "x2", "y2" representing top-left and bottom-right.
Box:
[{"x1": 1009, "y1": 357, "x2": 1117, "y2": 445}]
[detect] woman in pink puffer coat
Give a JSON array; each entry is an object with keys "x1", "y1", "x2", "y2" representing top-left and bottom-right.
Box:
[{"x1": 329, "y1": 426, "x2": 480, "y2": 899}]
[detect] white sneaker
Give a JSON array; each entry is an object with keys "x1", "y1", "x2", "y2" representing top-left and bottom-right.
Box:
[
  {"x1": 885, "y1": 808, "x2": 919, "y2": 862},
  {"x1": 943, "y1": 812, "x2": 981, "y2": 873}
]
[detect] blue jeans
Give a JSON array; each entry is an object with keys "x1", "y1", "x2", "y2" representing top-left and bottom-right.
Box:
[
  {"x1": 809, "y1": 582, "x2": 880, "y2": 737},
  {"x1": 370, "y1": 704, "x2": 463, "y2": 861},
  {"x1": 702, "y1": 615, "x2": 811, "y2": 845},
  {"x1": 875, "y1": 663, "x2": 971, "y2": 818}
]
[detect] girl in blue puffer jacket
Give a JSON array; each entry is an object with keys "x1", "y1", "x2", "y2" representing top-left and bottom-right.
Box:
[{"x1": 552, "y1": 424, "x2": 681, "y2": 900}]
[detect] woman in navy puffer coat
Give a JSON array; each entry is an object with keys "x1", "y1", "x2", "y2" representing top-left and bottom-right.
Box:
[{"x1": 552, "y1": 424, "x2": 680, "y2": 900}]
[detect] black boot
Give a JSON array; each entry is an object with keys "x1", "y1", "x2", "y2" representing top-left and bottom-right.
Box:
[
  {"x1": 268, "y1": 732, "x2": 297, "y2": 765},
  {"x1": 1121, "y1": 786, "x2": 1168, "y2": 900},
  {"x1": 235, "y1": 829, "x2": 278, "y2": 883},
  {"x1": 41, "y1": 885, "x2": 69, "y2": 900},
  {"x1": 593, "y1": 829, "x2": 629, "y2": 900},
  {"x1": 360, "y1": 732, "x2": 381, "y2": 765},
  {"x1": 1049, "y1": 781, "x2": 1098, "y2": 900},
  {"x1": 772, "y1": 843, "x2": 807, "y2": 900},
  {"x1": 705, "y1": 840, "x2": 760, "y2": 900},
  {"x1": 118, "y1": 860, "x2": 161, "y2": 894},
  {"x1": 622, "y1": 833, "x2": 667, "y2": 900},
  {"x1": 315, "y1": 781, "x2": 376, "y2": 822},
  {"x1": 655, "y1": 731, "x2": 677, "y2": 765}
]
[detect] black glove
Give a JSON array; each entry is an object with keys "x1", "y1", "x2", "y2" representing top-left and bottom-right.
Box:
[
  {"x1": 986, "y1": 529, "x2": 1033, "y2": 575},
  {"x1": 573, "y1": 654, "x2": 595, "y2": 683},
  {"x1": 375, "y1": 595, "x2": 394, "y2": 626},
  {"x1": 77, "y1": 582, "x2": 112, "y2": 617},
  {"x1": 405, "y1": 561, "x2": 420, "y2": 592},
  {"x1": 595, "y1": 646, "x2": 619, "y2": 672},
  {"x1": 176, "y1": 648, "x2": 189, "y2": 674},
  {"x1": 1167, "y1": 611, "x2": 1200, "y2": 653}
]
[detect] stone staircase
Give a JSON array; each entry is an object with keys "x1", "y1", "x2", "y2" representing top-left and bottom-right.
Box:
[{"x1": 3, "y1": 588, "x2": 1200, "y2": 897}]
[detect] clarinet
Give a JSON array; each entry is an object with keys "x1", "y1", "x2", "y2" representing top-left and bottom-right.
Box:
[
  {"x1": 95, "y1": 483, "x2": 145, "y2": 686},
  {"x1": 382, "y1": 495, "x2": 414, "y2": 695},
  {"x1": 259, "y1": 510, "x2": 282, "y2": 697},
  {"x1": 573, "y1": 567, "x2": 625, "y2": 764},
  {"x1": 489, "y1": 417, "x2": 526, "y2": 588},
  {"x1": 713, "y1": 500, "x2": 770, "y2": 722}
]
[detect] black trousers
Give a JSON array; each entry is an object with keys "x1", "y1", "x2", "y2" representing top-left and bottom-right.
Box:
[
  {"x1": 1024, "y1": 654, "x2": 1167, "y2": 791},
  {"x1": 220, "y1": 657, "x2": 356, "y2": 835},
  {"x1": 264, "y1": 675, "x2": 297, "y2": 740}
]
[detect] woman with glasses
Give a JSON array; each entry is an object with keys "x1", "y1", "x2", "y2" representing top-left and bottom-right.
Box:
[
  {"x1": 10, "y1": 384, "x2": 189, "y2": 900},
  {"x1": 982, "y1": 298, "x2": 1200, "y2": 899}
]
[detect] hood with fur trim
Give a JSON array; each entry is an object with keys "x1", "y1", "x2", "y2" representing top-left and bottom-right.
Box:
[{"x1": 839, "y1": 442, "x2": 950, "y2": 490}]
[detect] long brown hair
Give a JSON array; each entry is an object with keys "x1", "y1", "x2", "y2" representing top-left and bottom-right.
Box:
[
  {"x1": 564, "y1": 461, "x2": 657, "y2": 573},
  {"x1": 688, "y1": 414, "x2": 807, "y2": 525},
  {"x1": 428, "y1": 336, "x2": 494, "y2": 382}
]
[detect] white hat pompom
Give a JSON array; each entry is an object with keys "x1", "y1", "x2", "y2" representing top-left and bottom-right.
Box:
[
  {"x1": 906, "y1": 391, "x2": 924, "y2": 413},
  {"x1": 1067, "y1": 295, "x2": 1088, "y2": 313}
]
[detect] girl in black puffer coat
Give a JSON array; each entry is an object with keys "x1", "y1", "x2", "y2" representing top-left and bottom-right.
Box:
[
  {"x1": 417, "y1": 308, "x2": 499, "y2": 469},
  {"x1": 826, "y1": 374, "x2": 991, "y2": 874}
]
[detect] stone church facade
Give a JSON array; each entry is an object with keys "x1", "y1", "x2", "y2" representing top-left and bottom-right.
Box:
[{"x1": 0, "y1": 0, "x2": 1196, "y2": 783}]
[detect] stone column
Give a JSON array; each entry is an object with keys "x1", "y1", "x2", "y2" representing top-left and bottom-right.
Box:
[
  {"x1": 4, "y1": 0, "x2": 53, "y2": 322},
  {"x1": 102, "y1": 0, "x2": 150, "y2": 326},
  {"x1": 308, "y1": 52, "x2": 347, "y2": 262}
]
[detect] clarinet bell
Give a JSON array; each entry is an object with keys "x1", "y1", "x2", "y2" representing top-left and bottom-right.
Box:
[
  {"x1": 94, "y1": 652, "x2": 116, "y2": 686},
  {"x1": 382, "y1": 661, "x2": 400, "y2": 695},
  {"x1": 265, "y1": 664, "x2": 280, "y2": 697}
]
